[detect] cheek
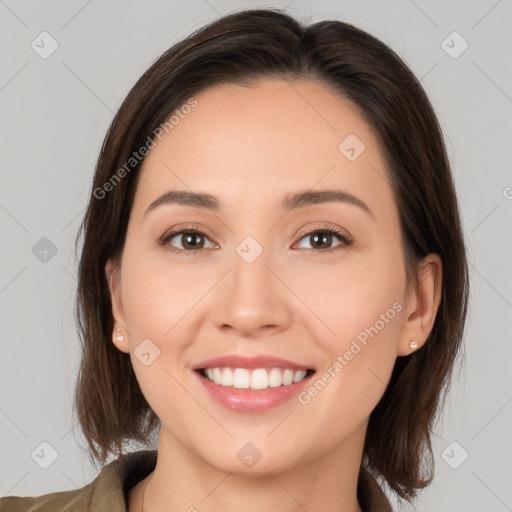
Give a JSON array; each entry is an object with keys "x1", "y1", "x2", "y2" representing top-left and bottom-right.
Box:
[
  {"x1": 291, "y1": 246, "x2": 405, "y2": 413},
  {"x1": 118, "y1": 245, "x2": 226, "y2": 401},
  {"x1": 293, "y1": 285, "x2": 403, "y2": 449},
  {"x1": 288, "y1": 247, "x2": 406, "y2": 352},
  {"x1": 120, "y1": 244, "x2": 206, "y2": 340},
  {"x1": 118, "y1": 250, "x2": 205, "y2": 422}
]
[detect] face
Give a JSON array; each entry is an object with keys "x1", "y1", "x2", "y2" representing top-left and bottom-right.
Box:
[{"x1": 107, "y1": 78, "x2": 431, "y2": 476}]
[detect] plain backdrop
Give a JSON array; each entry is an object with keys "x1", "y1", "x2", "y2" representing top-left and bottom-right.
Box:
[{"x1": 1, "y1": 1, "x2": 511, "y2": 511}]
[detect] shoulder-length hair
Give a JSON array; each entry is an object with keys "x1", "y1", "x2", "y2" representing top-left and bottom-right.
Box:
[{"x1": 73, "y1": 8, "x2": 469, "y2": 506}]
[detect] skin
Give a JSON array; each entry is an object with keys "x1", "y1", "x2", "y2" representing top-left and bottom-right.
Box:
[{"x1": 105, "y1": 78, "x2": 442, "y2": 512}]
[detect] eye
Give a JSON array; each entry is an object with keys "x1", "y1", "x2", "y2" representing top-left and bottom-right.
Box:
[
  {"x1": 294, "y1": 224, "x2": 353, "y2": 253},
  {"x1": 158, "y1": 226, "x2": 217, "y2": 253},
  {"x1": 157, "y1": 223, "x2": 353, "y2": 255}
]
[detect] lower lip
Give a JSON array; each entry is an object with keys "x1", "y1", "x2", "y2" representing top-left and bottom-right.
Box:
[{"x1": 195, "y1": 371, "x2": 313, "y2": 412}]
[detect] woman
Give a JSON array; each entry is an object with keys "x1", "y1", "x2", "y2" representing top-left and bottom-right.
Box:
[{"x1": 1, "y1": 8, "x2": 468, "y2": 512}]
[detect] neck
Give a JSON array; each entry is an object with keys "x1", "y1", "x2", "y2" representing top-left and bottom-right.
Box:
[{"x1": 138, "y1": 427, "x2": 365, "y2": 512}]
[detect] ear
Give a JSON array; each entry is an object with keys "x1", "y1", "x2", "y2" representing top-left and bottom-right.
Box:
[
  {"x1": 397, "y1": 253, "x2": 443, "y2": 356},
  {"x1": 105, "y1": 258, "x2": 130, "y2": 354}
]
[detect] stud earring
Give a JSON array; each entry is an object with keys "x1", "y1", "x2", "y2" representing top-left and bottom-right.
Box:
[
  {"x1": 409, "y1": 340, "x2": 419, "y2": 351},
  {"x1": 114, "y1": 326, "x2": 124, "y2": 342}
]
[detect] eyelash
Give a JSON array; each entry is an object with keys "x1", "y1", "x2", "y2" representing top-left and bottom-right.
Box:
[{"x1": 157, "y1": 223, "x2": 353, "y2": 255}]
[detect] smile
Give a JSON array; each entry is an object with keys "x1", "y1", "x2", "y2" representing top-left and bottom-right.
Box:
[
  {"x1": 200, "y1": 367, "x2": 311, "y2": 389},
  {"x1": 193, "y1": 355, "x2": 315, "y2": 412}
]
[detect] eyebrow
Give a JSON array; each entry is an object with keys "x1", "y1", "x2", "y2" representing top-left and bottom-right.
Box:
[{"x1": 144, "y1": 189, "x2": 373, "y2": 218}]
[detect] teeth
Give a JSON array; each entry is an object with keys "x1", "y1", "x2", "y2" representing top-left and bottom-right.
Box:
[
  {"x1": 250, "y1": 368, "x2": 268, "y2": 390},
  {"x1": 268, "y1": 368, "x2": 282, "y2": 388},
  {"x1": 203, "y1": 367, "x2": 309, "y2": 389},
  {"x1": 221, "y1": 367, "x2": 233, "y2": 387},
  {"x1": 282, "y1": 369, "x2": 294, "y2": 386},
  {"x1": 293, "y1": 370, "x2": 307, "y2": 382},
  {"x1": 233, "y1": 368, "x2": 250, "y2": 389},
  {"x1": 213, "y1": 368, "x2": 222, "y2": 385}
]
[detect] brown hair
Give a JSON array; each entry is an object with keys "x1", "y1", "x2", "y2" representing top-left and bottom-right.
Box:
[{"x1": 72, "y1": 8, "x2": 469, "y2": 506}]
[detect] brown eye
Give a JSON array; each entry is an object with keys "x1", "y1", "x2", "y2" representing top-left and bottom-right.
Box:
[
  {"x1": 161, "y1": 228, "x2": 216, "y2": 252},
  {"x1": 174, "y1": 232, "x2": 206, "y2": 250},
  {"x1": 308, "y1": 232, "x2": 335, "y2": 250},
  {"x1": 295, "y1": 227, "x2": 352, "y2": 253}
]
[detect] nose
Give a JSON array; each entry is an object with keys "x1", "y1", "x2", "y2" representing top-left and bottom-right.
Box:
[{"x1": 211, "y1": 247, "x2": 292, "y2": 339}]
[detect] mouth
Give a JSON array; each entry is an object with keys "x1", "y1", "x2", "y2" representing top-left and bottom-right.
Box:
[
  {"x1": 192, "y1": 355, "x2": 316, "y2": 412},
  {"x1": 197, "y1": 367, "x2": 315, "y2": 390}
]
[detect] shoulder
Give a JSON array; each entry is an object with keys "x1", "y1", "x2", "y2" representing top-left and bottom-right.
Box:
[
  {"x1": 0, "y1": 487, "x2": 91, "y2": 512},
  {"x1": 0, "y1": 450, "x2": 158, "y2": 512},
  {"x1": 0, "y1": 482, "x2": 95, "y2": 512}
]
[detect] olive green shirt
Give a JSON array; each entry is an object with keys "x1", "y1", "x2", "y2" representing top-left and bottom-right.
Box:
[{"x1": 0, "y1": 450, "x2": 393, "y2": 511}]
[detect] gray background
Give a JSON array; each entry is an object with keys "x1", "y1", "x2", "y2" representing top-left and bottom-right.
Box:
[{"x1": 1, "y1": 1, "x2": 511, "y2": 511}]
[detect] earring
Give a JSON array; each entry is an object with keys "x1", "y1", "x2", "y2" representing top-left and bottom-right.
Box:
[
  {"x1": 114, "y1": 326, "x2": 124, "y2": 342},
  {"x1": 409, "y1": 340, "x2": 419, "y2": 351}
]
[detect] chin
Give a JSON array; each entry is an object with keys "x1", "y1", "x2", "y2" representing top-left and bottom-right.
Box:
[{"x1": 190, "y1": 435, "x2": 311, "y2": 477}]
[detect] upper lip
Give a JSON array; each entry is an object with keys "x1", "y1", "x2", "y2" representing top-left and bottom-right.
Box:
[{"x1": 192, "y1": 355, "x2": 313, "y2": 371}]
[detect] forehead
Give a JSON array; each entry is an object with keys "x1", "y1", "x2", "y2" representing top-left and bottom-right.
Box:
[{"x1": 132, "y1": 78, "x2": 395, "y2": 221}]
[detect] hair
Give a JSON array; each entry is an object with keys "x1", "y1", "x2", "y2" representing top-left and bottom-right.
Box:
[{"x1": 72, "y1": 7, "x2": 469, "y2": 507}]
